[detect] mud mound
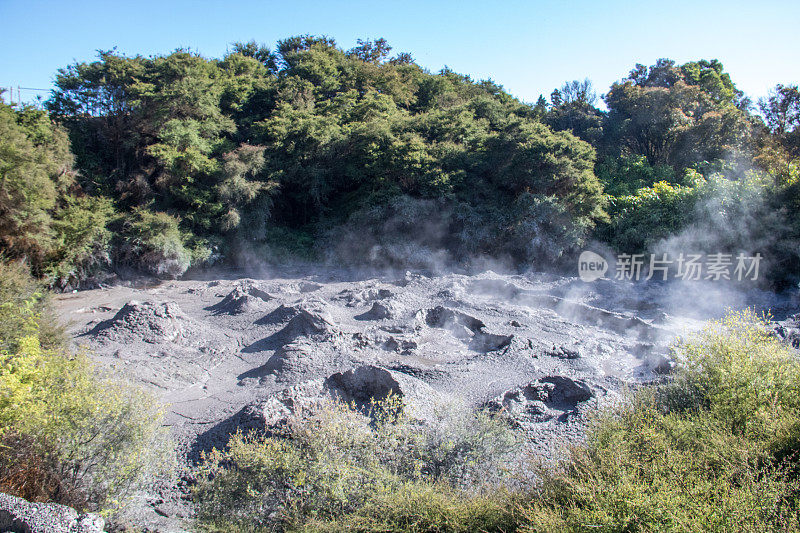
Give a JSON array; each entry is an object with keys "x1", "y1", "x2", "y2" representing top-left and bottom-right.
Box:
[
  {"x1": 241, "y1": 365, "x2": 441, "y2": 430},
  {"x1": 280, "y1": 307, "x2": 334, "y2": 338},
  {"x1": 324, "y1": 365, "x2": 403, "y2": 405},
  {"x1": 298, "y1": 281, "x2": 323, "y2": 293},
  {"x1": 355, "y1": 301, "x2": 394, "y2": 321},
  {"x1": 256, "y1": 303, "x2": 301, "y2": 325},
  {"x1": 423, "y1": 306, "x2": 485, "y2": 332},
  {"x1": 337, "y1": 287, "x2": 393, "y2": 306},
  {"x1": 486, "y1": 376, "x2": 595, "y2": 425},
  {"x1": 240, "y1": 379, "x2": 329, "y2": 429},
  {"x1": 420, "y1": 306, "x2": 511, "y2": 352},
  {"x1": 92, "y1": 301, "x2": 201, "y2": 345},
  {"x1": 469, "y1": 331, "x2": 514, "y2": 352},
  {"x1": 467, "y1": 278, "x2": 523, "y2": 299},
  {"x1": 208, "y1": 286, "x2": 273, "y2": 315},
  {"x1": 240, "y1": 340, "x2": 352, "y2": 383},
  {"x1": 545, "y1": 345, "x2": 582, "y2": 359},
  {"x1": 383, "y1": 336, "x2": 417, "y2": 354}
]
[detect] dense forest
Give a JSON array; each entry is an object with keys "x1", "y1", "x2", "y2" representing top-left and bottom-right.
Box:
[{"x1": 2, "y1": 36, "x2": 799, "y2": 286}]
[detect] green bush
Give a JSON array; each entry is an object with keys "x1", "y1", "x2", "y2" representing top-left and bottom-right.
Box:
[
  {"x1": 595, "y1": 154, "x2": 677, "y2": 197},
  {"x1": 46, "y1": 195, "x2": 115, "y2": 287},
  {"x1": 194, "y1": 396, "x2": 519, "y2": 531},
  {"x1": 0, "y1": 262, "x2": 171, "y2": 513},
  {"x1": 302, "y1": 482, "x2": 521, "y2": 533},
  {"x1": 0, "y1": 261, "x2": 65, "y2": 352},
  {"x1": 600, "y1": 178, "x2": 700, "y2": 253},
  {"x1": 521, "y1": 310, "x2": 800, "y2": 532},
  {"x1": 115, "y1": 208, "x2": 208, "y2": 278}
]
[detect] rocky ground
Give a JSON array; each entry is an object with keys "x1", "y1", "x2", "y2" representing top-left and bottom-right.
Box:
[{"x1": 54, "y1": 268, "x2": 796, "y2": 532}]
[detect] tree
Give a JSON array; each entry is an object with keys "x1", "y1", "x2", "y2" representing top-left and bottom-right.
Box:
[
  {"x1": 604, "y1": 58, "x2": 752, "y2": 169},
  {"x1": 545, "y1": 79, "x2": 604, "y2": 146},
  {"x1": 347, "y1": 38, "x2": 392, "y2": 63}
]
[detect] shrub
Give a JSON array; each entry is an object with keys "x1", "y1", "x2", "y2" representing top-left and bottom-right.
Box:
[
  {"x1": 46, "y1": 195, "x2": 115, "y2": 288},
  {"x1": 194, "y1": 396, "x2": 519, "y2": 531},
  {"x1": 0, "y1": 264, "x2": 170, "y2": 513},
  {"x1": 0, "y1": 261, "x2": 65, "y2": 352},
  {"x1": 520, "y1": 310, "x2": 800, "y2": 532},
  {"x1": 0, "y1": 333, "x2": 170, "y2": 512},
  {"x1": 301, "y1": 482, "x2": 521, "y2": 533},
  {"x1": 115, "y1": 208, "x2": 202, "y2": 278},
  {"x1": 600, "y1": 178, "x2": 700, "y2": 253},
  {"x1": 596, "y1": 154, "x2": 677, "y2": 197}
]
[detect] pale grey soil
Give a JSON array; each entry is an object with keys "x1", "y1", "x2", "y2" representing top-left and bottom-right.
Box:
[{"x1": 55, "y1": 268, "x2": 794, "y2": 532}]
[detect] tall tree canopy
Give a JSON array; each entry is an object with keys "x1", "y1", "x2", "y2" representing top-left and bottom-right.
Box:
[{"x1": 603, "y1": 59, "x2": 752, "y2": 169}]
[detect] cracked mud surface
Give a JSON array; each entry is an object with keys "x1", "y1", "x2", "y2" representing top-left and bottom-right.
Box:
[{"x1": 55, "y1": 269, "x2": 792, "y2": 531}]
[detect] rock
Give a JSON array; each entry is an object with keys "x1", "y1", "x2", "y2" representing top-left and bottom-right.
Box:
[
  {"x1": 423, "y1": 306, "x2": 485, "y2": 332},
  {"x1": 538, "y1": 376, "x2": 594, "y2": 406},
  {"x1": 0, "y1": 492, "x2": 105, "y2": 533},
  {"x1": 545, "y1": 345, "x2": 581, "y2": 359},
  {"x1": 773, "y1": 314, "x2": 800, "y2": 349}
]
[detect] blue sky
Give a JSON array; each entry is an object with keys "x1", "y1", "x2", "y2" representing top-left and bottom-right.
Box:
[{"x1": 1, "y1": 0, "x2": 798, "y2": 106}]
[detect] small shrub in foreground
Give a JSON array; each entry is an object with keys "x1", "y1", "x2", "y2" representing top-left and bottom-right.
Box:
[
  {"x1": 521, "y1": 310, "x2": 800, "y2": 532},
  {"x1": 195, "y1": 396, "x2": 520, "y2": 532},
  {"x1": 0, "y1": 334, "x2": 171, "y2": 512},
  {"x1": 0, "y1": 264, "x2": 171, "y2": 513}
]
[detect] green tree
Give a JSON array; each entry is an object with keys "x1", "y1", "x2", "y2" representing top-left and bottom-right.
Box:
[{"x1": 604, "y1": 58, "x2": 752, "y2": 170}]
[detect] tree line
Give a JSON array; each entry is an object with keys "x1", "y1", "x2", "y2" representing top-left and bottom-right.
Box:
[{"x1": 2, "y1": 37, "x2": 798, "y2": 286}]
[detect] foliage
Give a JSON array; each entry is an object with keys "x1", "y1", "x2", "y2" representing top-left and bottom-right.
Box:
[
  {"x1": 46, "y1": 195, "x2": 115, "y2": 286},
  {"x1": 0, "y1": 103, "x2": 71, "y2": 271},
  {"x1": 0, "y1": 265, "x2": 170, "y2": 512},
  {"x1": 595, "y1": 154, "x2": 677, "y2": 196},
  {"x1": 46, "y1": 38, "x2": 604, "y2": 270},
  {"x1": 0, "y1": 261, "x2": 65, "y2": 352},
  {"x1": 600, "y1": 178, "x2": 701, "y2": 253},
  {"x1": 603, "y1": 59, "x2": 752, "y2": 169},
  {"x1": 521, "y1": 310, "x2": 800, "y2": 532},
  {"x1": 113, "y1": 208, "x2": 204, "y2": 278},
  {"x1": 0, "y1": 44, "x2": 795, "y2": 285},
  {"x1": 194, "y1": 396, "x2": 519, "y2": 531},
  {"x1": 301, "y1": 483, "x2": 521, "y2": 533},
  {"x1": 0, "y1": 101, "x2": 116, "y2": 285}
]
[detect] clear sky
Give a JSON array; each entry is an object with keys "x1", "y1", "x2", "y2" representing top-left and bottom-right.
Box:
[{"x1": 1, "y1": 0, "x2": 798, "y2": 106}]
